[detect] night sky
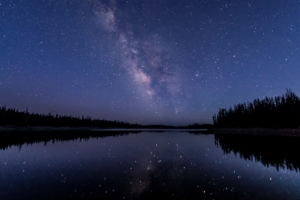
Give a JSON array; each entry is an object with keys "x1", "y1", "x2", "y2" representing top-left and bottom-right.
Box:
[{"x1": 1, "y1": 0, "x2": 299, "y2": 125}]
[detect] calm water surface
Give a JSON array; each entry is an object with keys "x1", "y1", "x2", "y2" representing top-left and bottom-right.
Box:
[{"x1": 0, "y1": 131, "x2": 300, "y2": 199}]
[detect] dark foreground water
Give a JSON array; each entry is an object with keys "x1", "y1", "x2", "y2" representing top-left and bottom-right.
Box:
[{"x1": 0, "y1": 131, "x2": 300, "y2": 199}]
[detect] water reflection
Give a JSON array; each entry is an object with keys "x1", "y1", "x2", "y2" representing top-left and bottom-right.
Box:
[
  {"x1": 0, "y1": 131, "x2": 300, "y2": 199},
  {"x1": 0, "y1": 130, "x2": 143, "y2": 150},
  {"x1": 214, "y1": 134, "x2": 300, "y2": 172},
  {"x1": 0, "y1": 129, "x2": 206, "y2": 150}
]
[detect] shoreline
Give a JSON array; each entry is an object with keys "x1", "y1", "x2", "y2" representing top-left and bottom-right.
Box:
[
  {"x1": 1, "y1": 126, "x2": 300, "y2": 137},
  {"x1": 0, "y1": 126, "x2": 207, "y2": 132},
  {"x1": 208, "y1": 128, "x2": 300, "y2": 137},
  {"x1": 0, "y1": 126, "x2": 93, "y2": 132}
]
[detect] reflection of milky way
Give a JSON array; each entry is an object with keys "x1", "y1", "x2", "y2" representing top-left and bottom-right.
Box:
[
  {"x1": 93, "y1": 1, "x2": 180, "y2": 106},
  {"x1": 125, "y1": 140, "x2": 187, "y2": 199}
]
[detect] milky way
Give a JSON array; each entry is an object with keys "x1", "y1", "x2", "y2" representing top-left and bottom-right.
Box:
[
  {"x1": 0, "y1": 0, "x2": 299, "y2": 125},
  {"x1": 93, "y1": 1, "x2": 182, "y2": 109}
]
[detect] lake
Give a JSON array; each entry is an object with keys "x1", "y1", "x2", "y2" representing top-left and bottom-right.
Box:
[{"x1": 0, "y1": 130, "x2": 300, "y2": 199}]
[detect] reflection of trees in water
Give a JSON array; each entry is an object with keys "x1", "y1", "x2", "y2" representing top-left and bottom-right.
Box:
[
  {"x1": 0, "y1": 131, "x2": 142, "y2": 150},
  {"x1": 215, "y1": 134, "x2": 300, "y2": 172},
  {"x1": 0, "y1": 130, "x2": 207, "y2": 150}
]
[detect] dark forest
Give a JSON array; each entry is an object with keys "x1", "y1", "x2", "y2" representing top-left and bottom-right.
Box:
[
  {"x1": 0, "y1": 106, "x2": 142, "y2": 128},
  {"x1": 0, "y1": 106, "x2": 211, "y2": 129},
  {"x1": 213, "y1": 89, "x2": 300, "y2": 128}
]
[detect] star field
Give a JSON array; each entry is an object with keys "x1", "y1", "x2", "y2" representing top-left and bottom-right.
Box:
[{"x1": 0, "y1": 0, "x2": 299, "y2": 125}]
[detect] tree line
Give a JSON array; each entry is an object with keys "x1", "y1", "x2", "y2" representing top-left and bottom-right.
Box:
[
  {"x1": 0, "y1": 106, "x2": 142, "y2": 128},
  {"x1": 0, "y1": 106, "x2": 215, "y2": 129},
  {"x1": 213, "y1": 89, "x2": 300, "y2": 128}
]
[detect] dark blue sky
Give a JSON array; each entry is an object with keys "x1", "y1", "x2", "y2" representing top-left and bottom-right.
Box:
[{"x1": 1, "y1": 0, "x2": 299, "y2": 125}]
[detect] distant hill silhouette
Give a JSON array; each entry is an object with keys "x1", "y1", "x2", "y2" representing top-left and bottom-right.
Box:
[{"x1": 213, "y1": 89, "x2": 300, "y2": 128}]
